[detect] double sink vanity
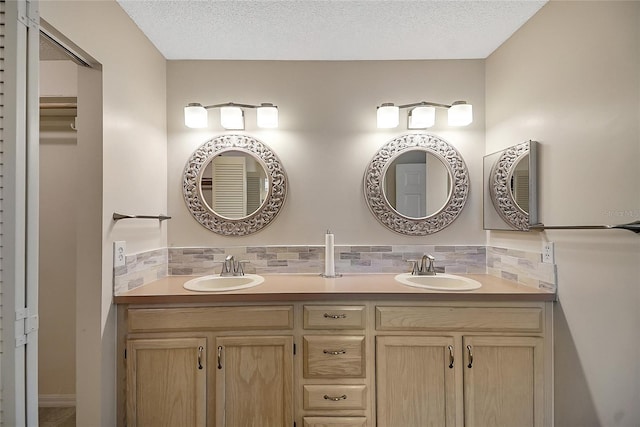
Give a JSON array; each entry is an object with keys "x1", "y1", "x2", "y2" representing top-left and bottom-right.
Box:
[
  {"x1": 114, "y1": 133, "x2": 552, "y2": 426},
  {"x1": 116, "y1": 272, "x2": 553, "y2": 427}
]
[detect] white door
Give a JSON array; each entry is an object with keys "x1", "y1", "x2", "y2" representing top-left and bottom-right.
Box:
[
  {"x1": 1, "y1": 0, "x2": 41, "y2": 425},
  {"x1": 396, "y1": 163, "x2": 426, "y2": 218}
]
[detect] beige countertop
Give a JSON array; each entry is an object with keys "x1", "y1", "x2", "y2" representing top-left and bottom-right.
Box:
[{"x1": 113, "y1": 273, "x2": 555, "y2": 304}]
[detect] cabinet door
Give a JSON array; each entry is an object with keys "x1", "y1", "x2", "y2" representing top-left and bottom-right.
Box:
[
  {"x1": 463, "y1": 336, "x2": 544, "y2": 427},
  {"x1": 376, "y1": 336, "x2": 456, "y2": 427},
  {"x1": 126, "y1": 337, "x2": 207, "y2": 427},
  {"x1": 216, "y1": 336, "x2": 293, "y2": 427}
]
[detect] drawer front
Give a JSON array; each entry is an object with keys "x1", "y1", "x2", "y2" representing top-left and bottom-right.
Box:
[
  {"x1": 128, "y1": 306, "x2": 294, "y2": 332},
  {"x1": 304, "y1": 306, "x2": 366, "y2": 330},
  {"x1": 303, "y1": 385, "x2": 367, "y2": 410},
  {"x1": 304, "y1": 417, "x2": 367, "y2": 427},
  {"x1": 304, "y1": 336, "x2": 366, "y2": 378},
  {"x1": 376, "y1": 306, "x2": 543, "y2": 333}
]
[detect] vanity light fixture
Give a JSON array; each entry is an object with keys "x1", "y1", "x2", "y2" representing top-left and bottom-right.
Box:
[
  {"x1": 376, "y1": 100, "x2": 473, "y2": 129},
  {"x1": 184, "y1": 102, "x2": 278, "y2": 130}
]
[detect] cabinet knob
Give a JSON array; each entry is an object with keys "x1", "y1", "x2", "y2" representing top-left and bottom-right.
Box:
[
  {"x1": 467, "y1": 345, "x2": 473, "y2": 368},
  {"x1": 217, "y1": 346, "x2": 223, "y2": 369},
  {"x1": 448, "y1": 345, "x2": 454, "y2": 369}
]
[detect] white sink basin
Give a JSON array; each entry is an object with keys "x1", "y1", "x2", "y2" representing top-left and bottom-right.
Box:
[
  {"x1": 183, "y1": 274, "x2": 264, "y2": 292},
  {"x1": 394, "y1": 273, "x2": 482, "y2": 291}
]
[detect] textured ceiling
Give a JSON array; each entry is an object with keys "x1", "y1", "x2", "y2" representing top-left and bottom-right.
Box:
[{"x1": 116, "y1": 0, "x2": 547, "y2": 60}]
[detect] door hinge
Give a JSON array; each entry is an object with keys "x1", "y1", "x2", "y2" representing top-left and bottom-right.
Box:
[
  {"x1": 15, "y1": 308, "x2": 38, "y2": 347},
  {"x1": 26, "y1": 0, "x2": 40, "y2": 26}
]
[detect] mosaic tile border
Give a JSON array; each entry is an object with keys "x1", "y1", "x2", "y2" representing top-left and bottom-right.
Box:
[{"x1": 113, "y1": 244, "x2": 557, "y2": 295}]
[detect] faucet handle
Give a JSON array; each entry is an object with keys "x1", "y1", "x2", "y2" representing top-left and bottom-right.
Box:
[
  {"x1": 220, "y1": 260, "x2": 230, "y2": 274},
  {"x1": 407, "y1": 260, "x2": 419, "y2": 275},
  {"x1": 426, "y1": 254, "x2": 436, "y2": 273},
  {"x1": 236, "y1": 261, "x2": 248, "y2": 276}
]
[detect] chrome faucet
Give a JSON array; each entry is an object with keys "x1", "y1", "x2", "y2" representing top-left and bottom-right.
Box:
[
  {"x1": 220, "y1": 255, "x2": 245, "y2": 276},
  {"x1": 412, "y1": 254, "x2": 436, "y2": 276}
]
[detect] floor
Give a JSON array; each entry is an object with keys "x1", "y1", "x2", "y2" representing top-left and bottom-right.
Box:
[{"x1": 39, "y1": 407, "x2": 76, "y2": 427}]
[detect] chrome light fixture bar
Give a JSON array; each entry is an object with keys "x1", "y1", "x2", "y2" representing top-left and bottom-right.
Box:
[
  {"x1": 377, "y1": 100, "x2": 473, "y2": 129},
  {"x1": 184, "y1": 101, "x2": 278, "y2": 130}
]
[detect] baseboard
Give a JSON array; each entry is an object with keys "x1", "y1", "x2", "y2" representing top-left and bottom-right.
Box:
[{"x1": 39, "y1": 394, "x2": 76, "y2": 407}]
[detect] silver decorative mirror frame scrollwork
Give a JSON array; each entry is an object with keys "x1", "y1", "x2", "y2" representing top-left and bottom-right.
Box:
[
  {"x1": 488, "y1": 140, "x2": 536, "y2": 231},
  {"x1": 363, "y1": 133, "x2": 470, "y2": 235},
  {"x1": 183, "y1": 134, "x2": 287, "y2": 236}
]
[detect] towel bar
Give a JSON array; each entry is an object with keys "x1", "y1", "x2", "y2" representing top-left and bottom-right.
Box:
[{"x1": 112, "y1": 213, "x2": 171, "y2": 222}]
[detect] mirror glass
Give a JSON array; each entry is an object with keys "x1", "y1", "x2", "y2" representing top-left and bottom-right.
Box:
[
  {"x1": 511, "y1": 154, "x2": 530, "y2": 213},
  {"x1": 364, "y1": 133, "x2": 469, "y2": 236},
  {"x1": 199, "y1": 151, "x2": 269, "y2": 219},
  {"x1": 382, "y1": 150, "x2": 452, "y2": 219},
  {"x1": 483, "y1": 140, "x2": 538, "y2": 231},
  {"x1": 183, "y1": 134, "x2": 287, "y2": 236}
]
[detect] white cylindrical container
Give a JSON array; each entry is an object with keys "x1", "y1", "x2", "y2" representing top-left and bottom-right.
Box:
[{"x1": 324, "y1": 231, "x2": 335, "y2": 277}]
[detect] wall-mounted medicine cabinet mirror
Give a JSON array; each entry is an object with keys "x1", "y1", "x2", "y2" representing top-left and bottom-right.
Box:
[
  {"x1": 183, "y1": 134, "x2": 287, "y2": 236},
  {"x1": 483, "y1": 140, "x2": 538, "y2": 231}
]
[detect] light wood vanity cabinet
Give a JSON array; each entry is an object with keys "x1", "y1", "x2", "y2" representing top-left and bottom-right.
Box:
[
  {"x1": 126, "y1": 337, "x2": 207, "y2": 427},
  {"x1": 123, "y1": 305, "x2": 294, "y2": 427},
  {"x1": 120, "y1": 300, "x2": 551, "y2": 427},
  {"x1": 215, "y1": 335, "x2": 294, "y2": 427},
  {"x1": 375, "y1": 304, "x2": 550, "y2": 427}
]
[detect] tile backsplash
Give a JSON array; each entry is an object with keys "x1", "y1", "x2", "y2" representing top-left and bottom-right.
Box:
[
  {"x1": 168, "y1": 245, "x2": 487, "y2": 276},
  {"x1": 487, "y1": 246, "x2": 557, "y2": 292},
  {"x1": 114, "y1": 244, "x2": 557, "y2": 294}
]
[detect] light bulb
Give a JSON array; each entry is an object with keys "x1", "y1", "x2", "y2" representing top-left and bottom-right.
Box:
[
  {"x1": 220, "y1": 106, "x2": 244, "y2": 130},
  {"x1": 184, "y1": 103, "x2": 208, "y2": 128},
  {"x1": 377, "y1": 104, "x2": 399, "y2": 129},
  {"x1": 408, "y1": 106, "x2": 435, "y2": 129},
  {"x1": 448, "y1": 101, "x2": 473, "y2": 126},
  {"x1": 257, "y1": 103, "x2": 278, "y2": 128}
]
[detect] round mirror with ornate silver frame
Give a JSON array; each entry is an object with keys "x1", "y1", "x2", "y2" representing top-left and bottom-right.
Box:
[
  {"x1": 364, "y1": 133, "x2": 470, "y2": 235},
  {"x1": 487, "y1": 140, "x2": 536, "y2": 231},
  {"x1": 183, "y1": 134, "x2": 287, "y2": 236}
]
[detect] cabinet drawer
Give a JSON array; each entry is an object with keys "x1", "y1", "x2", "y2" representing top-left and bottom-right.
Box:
[
  {"x1": 304, "y1": 336, "x2": 366, "y2": 378},
  {"x1": 304, "y1": 306, "x2": 366, "y2": 330},
  {"x1": 376, "y1": 306, "x2": 543, "y2": 333},
  {"x1": 304, "y1": 417, "x2": 367, "y2": 427},
  {"x1": 303, "y1": 385, "x2": 367, "y2": 410},
  {"x1": 128, "y1": 306, "x2": 293, "y2": 332}
]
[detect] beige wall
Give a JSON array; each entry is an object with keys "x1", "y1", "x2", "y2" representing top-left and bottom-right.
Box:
[
  {"x1": 486, "y1": 2, "x2": 640, "y2": 426},
  {"x1": 168, "y1": 60, "x2": 486, "y2": 247},
  {"x1": 39, "y1": 1, "x2": 167, "y2": 425},
  {"x1": 39, "y1": 60, "x2": 78, "y2": 400}
]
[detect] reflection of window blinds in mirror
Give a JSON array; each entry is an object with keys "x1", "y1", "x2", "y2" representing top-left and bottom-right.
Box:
[
  {"x1": 513, "y1": 170, "x2": 529, "y2": 212},
  {"x1": 212, "y1": 157, "x2": 246, "y2": 217},
  {"x1": 246, "y1": 173, "x2": 261, "y2": 214}
]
